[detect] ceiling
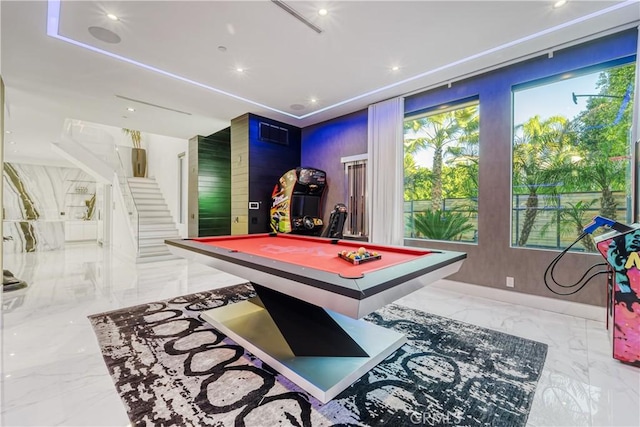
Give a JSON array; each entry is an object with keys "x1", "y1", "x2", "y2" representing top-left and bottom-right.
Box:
[{"x1": 1, "y1": 0, "x2": 639, "y2": 165}]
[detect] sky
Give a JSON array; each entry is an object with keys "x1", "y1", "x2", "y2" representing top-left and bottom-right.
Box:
[{"x1": 513, "y1": 72, "x2": 600, "y2": 125}]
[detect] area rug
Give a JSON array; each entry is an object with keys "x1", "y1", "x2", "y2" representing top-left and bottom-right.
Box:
[{"x1": 89, "y1": 284, "x2": 548, "y2": 426}]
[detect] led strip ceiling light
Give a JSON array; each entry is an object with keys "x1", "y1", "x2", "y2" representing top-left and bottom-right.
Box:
[{"x1": 46, "y1": 0, "x2": 637, "y2": 120}]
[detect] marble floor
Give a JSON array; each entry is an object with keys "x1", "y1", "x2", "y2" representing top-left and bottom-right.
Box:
[{"x1": 1, "y1": 243, "x2": 639, "y2": 426}]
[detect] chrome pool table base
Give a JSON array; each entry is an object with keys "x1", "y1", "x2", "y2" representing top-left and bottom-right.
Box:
[{"x1": 200, "y1": 288, "x2": 407, "y2": 403}]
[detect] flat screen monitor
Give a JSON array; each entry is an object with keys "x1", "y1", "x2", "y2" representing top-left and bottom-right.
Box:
[{"x1": 291, "y1": 195, "x2": 322, "y2": 218}]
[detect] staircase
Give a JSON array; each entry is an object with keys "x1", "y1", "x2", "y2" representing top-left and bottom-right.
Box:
[{"x1": 128, "y1": 177, "x2": 180, "y2": 263}]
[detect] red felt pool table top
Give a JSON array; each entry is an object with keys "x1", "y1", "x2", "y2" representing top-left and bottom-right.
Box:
[{"x1": 192, "y1": 233, "x2": 436, "y2": 277}]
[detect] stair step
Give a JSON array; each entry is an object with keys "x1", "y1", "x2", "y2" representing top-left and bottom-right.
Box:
[
  {"x1": 129, "y1": 182, "x2": 159, "y2": 188},
  {"x1": 139, "y1": 223, "x2": 177, "y2": 231},
  {"x1": 138, "y1": 216, "x2": 174, "y2": 223},
  {"x1": 139, "y1": 237, "x2": 178, "y2": 246},
  {"x1": 139, "y1": 229, "x2": 179, "y2": 237},
  {"x1": 128, "y1": 178, "x2": 157, "y2": 184},
  {"x1": 136, "y1": 200, "x2": 168, "y2": 206},
  {"x1": 139, "y1": 243, "x2": 171, "y2": 252},
  {"x1": 138, "y1": 248, "x2": 173, "y2": 257},
  {"x1": 126, "y1": 177, "x2": 180, "y2": 264},
  {"x1": 136, "y1": 253, "x2": 182, "y2": 264},
  {"x1": 130, "y1": 188, "x2": 162, "y2": 195},
  {"x1": 132, "y1": 195, "x2": 163, "y2": 202},
  {"x1": 138, "y1": 210, "x2": 171, "y2": 217}
]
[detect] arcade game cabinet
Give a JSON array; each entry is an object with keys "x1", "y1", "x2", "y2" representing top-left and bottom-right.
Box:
[
  {"x1": 270, "y1": 167, "x2": 326, "y2": 235},
  {"x1": 593, "y1": 219, "x2": 640, "y2": 365},
  {"x1": 546, "y1": 216, "x2": 639, "y2": 365}
]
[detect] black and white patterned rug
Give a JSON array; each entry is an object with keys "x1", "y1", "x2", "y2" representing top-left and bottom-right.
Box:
[{"x1": 89, "y1": 284, "x2": 547, "y2": 426}]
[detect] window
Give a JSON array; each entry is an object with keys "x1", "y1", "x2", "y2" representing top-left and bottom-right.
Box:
[
  {"x1": 342, "y1": 157, "x2": 367, "y2": 237},
  {"x1": 511, "y1": 60, "x2": 636, "y2": 252},
  {"x1": 403, "y1": 101, "x2": 479, "y2": 242}
]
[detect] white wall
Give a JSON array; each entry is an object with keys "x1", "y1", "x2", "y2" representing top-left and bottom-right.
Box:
[
  {"x1": 110, "y1": 178, "x2": 136, "y2": 261},
  {"x1": 66, "y1": 120, "x2": 190, "y2": 237},
  {"x1": 146, "y1": 134, "x2": 188, "y2": 237}
]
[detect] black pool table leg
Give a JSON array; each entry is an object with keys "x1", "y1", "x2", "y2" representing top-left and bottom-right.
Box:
[{"x1": 251, "y1": 284, "x2": 368, "y2": 357}]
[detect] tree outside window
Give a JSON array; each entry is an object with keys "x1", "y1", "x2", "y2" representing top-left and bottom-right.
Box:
[
  {"x1": 512, "y1": 61, "x2": 635, "y2": 252},
  {"x1": 404, "y1": 102, "x2": 479, "y2": 242}
]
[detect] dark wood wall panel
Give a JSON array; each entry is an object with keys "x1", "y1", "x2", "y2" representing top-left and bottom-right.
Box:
[
  {"x1": 248, "y1": 114, "x2": 301, "y2": 234},
  {"x1": 197, "y1": 128, "x2": 231, "y2": 236}
]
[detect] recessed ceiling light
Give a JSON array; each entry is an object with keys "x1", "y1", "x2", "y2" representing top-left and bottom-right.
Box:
[
  {"x1": 392, "y1": 66, "x2": 400, "y2": 71},
  {"x1": 127, "y1": 107, "x2": 135, "y2": 112},
  {"x1": 236, "y1": 67, "x2": 244, "y2": 73},
  {"x1": 88, "y1": 26, "x2": 121, "y2": 44},
  {"x1": 5, "y1": 130, "x2": 11, "y2": 134},
  {"x1": 106, "y1": 13, "x2": 119, "y2": 21},
  {"x1": 318, "y1": 9, "x2": 328, "y2": 16},
  {"x1": 310, "y1": 98, "x2": 317, "y2": 104},
  {"x1": 553, "y1": 0, "x2": 568, "y2": 9},
  {"x1": 9, "y1": 141, "x2": 15, "y2": 145}
]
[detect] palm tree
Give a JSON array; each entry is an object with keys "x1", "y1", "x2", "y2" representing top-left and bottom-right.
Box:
[
  {"x1": 446, "y1": 106, "x2": 480, "y2": 200},
  {"x1": 561, "y1": 200, "x2": 598, "y2": 252},
  {"x1": 539, "y1": 199, "x2": 598, "y2": 252},
  {"x1": 513, "y1": 115, "x2": 577, "y2": 246},
  {"x1": 413, "y1": 209, "x2": 475, "y2": 241},
  {"x1": 404, "y1": 112, "x2": 462, "y2": 211},
  {"x1": 570, "y1": 65, "x2": 634, "y2": 221},
  {"x1": 404, "y1": 105, "x2": 479, "y2": 210},
  {"x1": 573, "y1": 156, "x2": 624, "y2": 220}
]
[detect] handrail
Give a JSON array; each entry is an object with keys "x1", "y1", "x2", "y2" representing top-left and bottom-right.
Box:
[{"x1": 113, "y1": 144, "x2": 140, "y2": 254}]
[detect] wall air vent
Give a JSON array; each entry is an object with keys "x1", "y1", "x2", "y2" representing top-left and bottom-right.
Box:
[{"x1": 259, "y1": 122, "x2": 289, "y2": 146}]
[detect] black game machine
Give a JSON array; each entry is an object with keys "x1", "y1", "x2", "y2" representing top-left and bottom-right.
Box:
[{"x1": 270, "y1": 167, "x2": 326, "y2": 235}]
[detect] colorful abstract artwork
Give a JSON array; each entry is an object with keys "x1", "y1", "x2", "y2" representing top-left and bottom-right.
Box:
[{"x1": 597, "y1": 230, "x2": 640, "y2": 364}]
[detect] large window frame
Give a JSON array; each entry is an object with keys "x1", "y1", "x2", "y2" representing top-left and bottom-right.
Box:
[
  {"x1": 403, "y1": 99, "x2": 480, "y2": 243},
  {"x1": 511, "y1": 57, "x2": 636, "y2": 252}
]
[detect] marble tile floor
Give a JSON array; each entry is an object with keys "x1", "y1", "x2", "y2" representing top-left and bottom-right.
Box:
[{"x1": 1, "y1": 243, "x2": 639, "y2": 426}]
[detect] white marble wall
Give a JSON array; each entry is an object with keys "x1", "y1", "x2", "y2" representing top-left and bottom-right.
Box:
[
  {"x1": 2, "y1": 221, "x2": 65, "y2": 252},
  {"x1": 2, "y1": 163, "x2": 95, "y2": 251}
]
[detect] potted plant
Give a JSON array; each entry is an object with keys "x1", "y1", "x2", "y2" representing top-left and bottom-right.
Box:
[{"x1": 122, "y1": 128, "x2": 146, "y2": 177}]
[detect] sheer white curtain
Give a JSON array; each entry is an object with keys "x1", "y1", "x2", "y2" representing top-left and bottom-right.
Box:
[{"x1": 367, "y1": 97, "x2": 405, "y2": 245}]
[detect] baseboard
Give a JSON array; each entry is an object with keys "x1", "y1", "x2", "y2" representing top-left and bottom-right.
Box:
[{"x1": 431, "y1": 279, "x2": 606, "y2": 321}]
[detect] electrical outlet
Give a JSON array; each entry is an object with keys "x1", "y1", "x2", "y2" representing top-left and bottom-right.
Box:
[{"x1": 506, "y1": 276, "x2": 515, "y2": 288}]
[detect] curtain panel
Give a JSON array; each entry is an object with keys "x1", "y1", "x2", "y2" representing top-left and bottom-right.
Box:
[{"x1": 367, "y1": 97, "x2": 404, "y2": 245}]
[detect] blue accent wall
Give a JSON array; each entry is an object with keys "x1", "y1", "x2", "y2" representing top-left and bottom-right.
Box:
[{"x1": 301, "y1": 109, "x2": 368, "y2": 223}]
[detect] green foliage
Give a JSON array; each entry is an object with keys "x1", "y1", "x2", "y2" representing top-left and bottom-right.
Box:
[
  {"x1": 403, "y1": 104, "x2": 479, "y2": 210},
  {"x1": 512, "y1": 62, "x2": 634, "y2": 248},
  {"x1": 539, "y1": 199, "x2": 598, "y2": 252},
  {"x1": 512, "y1": 115, "x2": 578, "y2": 246},
  {"x1": 568, "y1": 63, "x2": 634, "y2": 219},
  {"x1": 413, "y1": 209, "x2": 475, "y2": 241}
]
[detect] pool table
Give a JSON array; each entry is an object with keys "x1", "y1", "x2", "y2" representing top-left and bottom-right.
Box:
[{"x1": 166, "y1": 233, "x2": 466, "y2": 402}]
